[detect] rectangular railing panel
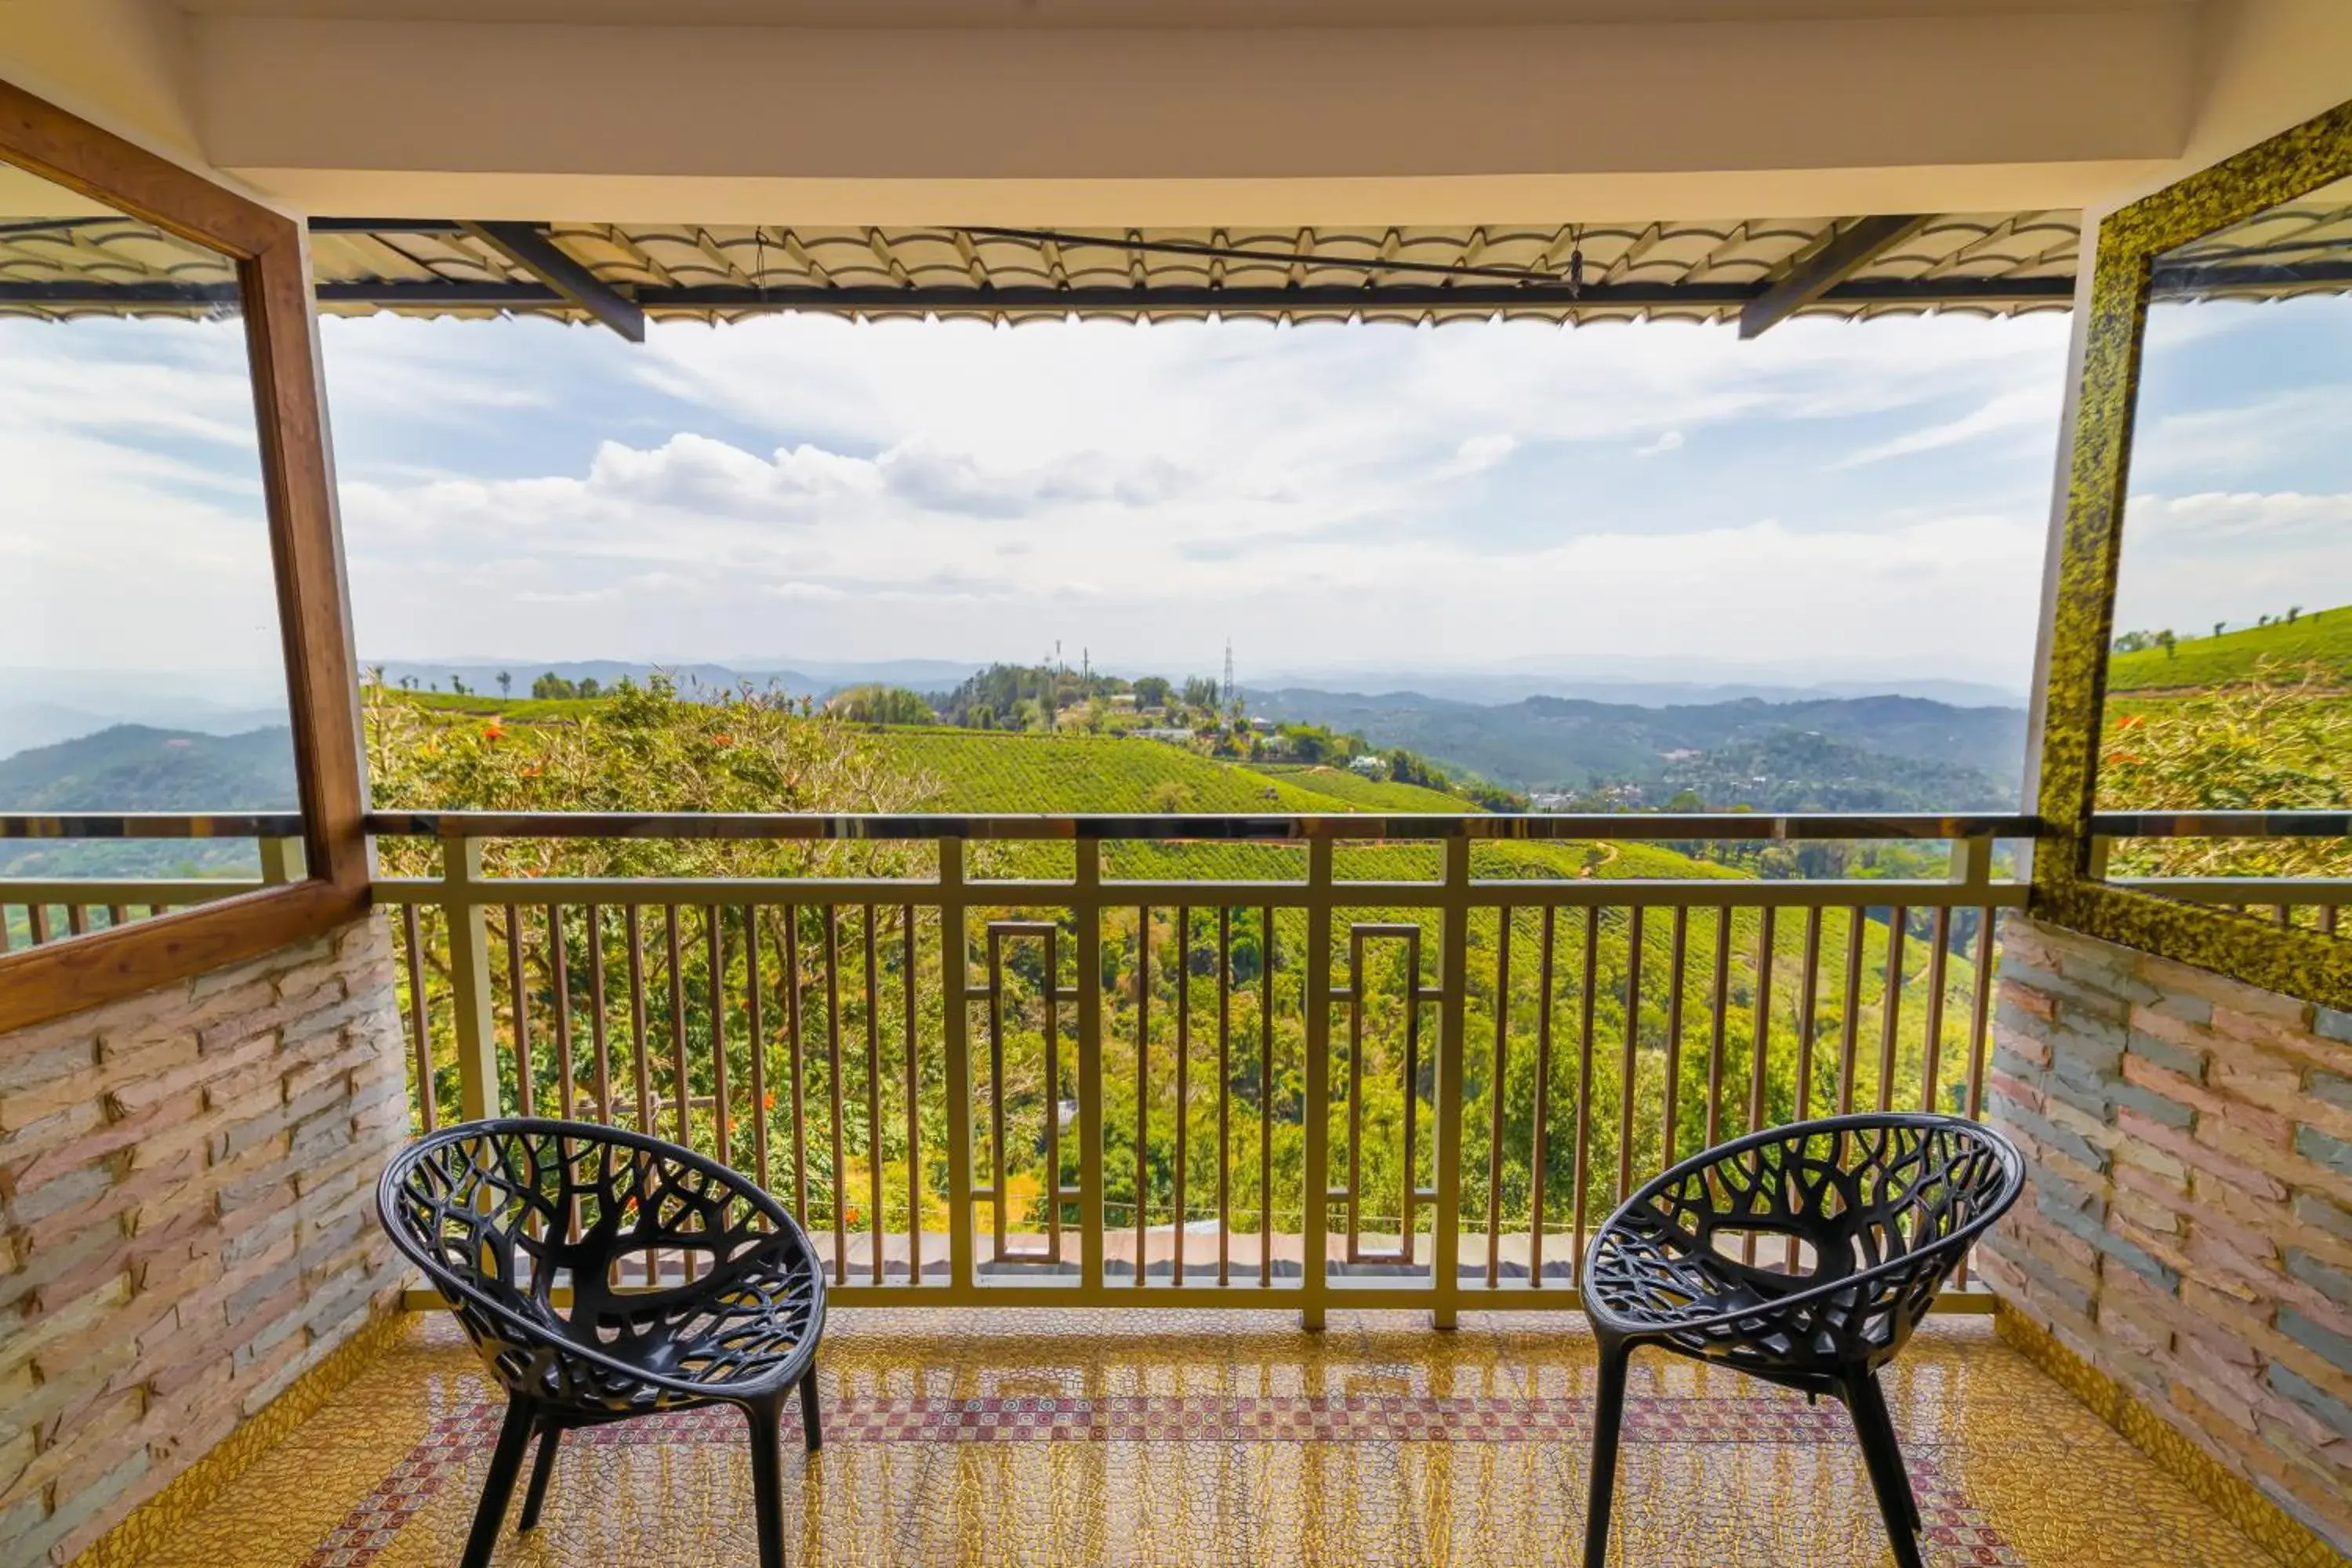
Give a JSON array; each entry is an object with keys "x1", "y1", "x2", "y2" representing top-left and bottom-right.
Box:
[{"x1": 360, "y1": 811, "x2": 2031, "y2": 1312}]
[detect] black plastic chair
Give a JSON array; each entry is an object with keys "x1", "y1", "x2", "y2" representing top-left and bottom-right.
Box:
[
  {"x1": 1577, "y1": 1112, "x2": 2021, "y2": 1568},
  {"x1": 378, "y1": 1118, "x2": 828, "y2": 1568}
]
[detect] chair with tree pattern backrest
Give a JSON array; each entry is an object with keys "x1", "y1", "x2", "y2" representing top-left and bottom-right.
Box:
[
  {"x1": 378, "y1": 1119, "x2": 826, "y2": 1568},
  {"x1": 1578, "y1": 1112, "x2": 2022, "y2": 1568}
]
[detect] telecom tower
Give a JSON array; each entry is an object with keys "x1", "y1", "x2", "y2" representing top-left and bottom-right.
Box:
[{"x1": 1222, "y1": 641, "x2": 1236, "y2": 713}]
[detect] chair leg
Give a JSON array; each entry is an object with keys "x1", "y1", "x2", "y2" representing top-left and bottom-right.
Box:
[
  {"x1": 1842, "y1": 1368, "x2": 1926, "y2": 1568},
  {"x1": 517, "y1": 1421, "x2": 562, "y2": 1532},
  {"x1": 1582, "y1": 1336, "x2": 1632, "y2": 1568},
  {"x1": 463, "y1": 1397, "x2": 539, "y2": 1568},
  {"x1": 798, "y1": 1364, "x2": 823, "y2": 1452},
  {"x1": 747, "y1": 1398, "x2": 789, "y2": 1568}
]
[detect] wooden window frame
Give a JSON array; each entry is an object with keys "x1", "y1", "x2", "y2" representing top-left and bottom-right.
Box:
[
  {"x1": 0, "y1": 78, "x2": 368, "y2": 1034},
  {"x1": 2029, "y1": 96, "x2": 2352, "y2": 1010}
]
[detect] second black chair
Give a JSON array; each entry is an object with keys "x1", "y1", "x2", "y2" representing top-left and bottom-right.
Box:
[
  {"x1": 1577, "y1": 1112, "x2": 2022, "y2": 1568},
  {"x1": 378, "y1": 1119, "x2": 828, "y2": 1568}
]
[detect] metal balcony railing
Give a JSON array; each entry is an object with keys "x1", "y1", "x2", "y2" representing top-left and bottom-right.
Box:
[{"x1": 5, "y1": 807, "x2": 2346, "y2": 1319}]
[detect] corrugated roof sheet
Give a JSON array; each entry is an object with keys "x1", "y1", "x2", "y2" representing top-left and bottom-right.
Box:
[
  {"x1": 16, "y1": 201, "x2": 2352, "y2": 328},
  {"x1": 2, "y1": 214, "x2": 2093, "y2": 327}
]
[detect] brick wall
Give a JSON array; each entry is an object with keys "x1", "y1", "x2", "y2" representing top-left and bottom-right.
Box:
[
  {"x1": 1984, "y1": 914, "x2": 2352, "y2": 1555},
  {"x1": 0, "y1": 917, "x2": 409, "y2": 1566}
]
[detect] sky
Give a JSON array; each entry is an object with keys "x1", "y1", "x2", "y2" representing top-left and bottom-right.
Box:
[{"x1": 2, "y1": 276, "x2": 2344, "y2": 704}]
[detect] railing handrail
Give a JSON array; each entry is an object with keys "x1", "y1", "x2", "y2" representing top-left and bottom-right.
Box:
[
  {"x1": 0, "y1": 812, "x2": 303, "y2": 839},
  {"x1": 2089, "y1": 810, "x2": 2352, "y2": 837},
  {"x1": 9, "y1": 806, "x2": 2351, "y2": 847},
  {"x1": 360, "y1": 809, "x2": 2042, "y2": 842}
]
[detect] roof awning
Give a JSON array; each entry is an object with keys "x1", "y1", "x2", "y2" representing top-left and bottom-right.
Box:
[
  {"x1": 0, "y1": 212, "x2": 2096, "y2": 336},
  {"x1": 29, "y1": 198, "x2": 2339, "y2": 338}
]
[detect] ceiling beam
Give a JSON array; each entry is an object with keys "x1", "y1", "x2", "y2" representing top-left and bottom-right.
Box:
[
  {"x1": 1738, "y1": 214, "x2": 1936, "y2": 339},
  {"x1": 456, "y1": 220, "x2": 645, "y2": 341}
]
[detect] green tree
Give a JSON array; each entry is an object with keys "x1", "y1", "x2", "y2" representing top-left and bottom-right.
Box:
[{"x1": 826, "y1": 684, "x2": 937, "y2": 725}]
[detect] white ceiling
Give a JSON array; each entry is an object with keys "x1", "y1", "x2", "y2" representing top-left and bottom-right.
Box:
[{"x1": 171, "y1": 0, "x2": 2197, "y2": 27}]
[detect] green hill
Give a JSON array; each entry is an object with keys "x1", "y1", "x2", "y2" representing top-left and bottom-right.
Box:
[
  {"x1": 876, "y1": 729, "x2": 1348, "y2": 815},
  {"x1": 2108, "y1": 605, "x2": 2352, "y2": 691},
  {"x1": 1248, "y1": 763, "x2": 1467, "y2": 811}
]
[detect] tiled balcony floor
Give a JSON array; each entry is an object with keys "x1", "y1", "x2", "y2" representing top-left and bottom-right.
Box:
[{"x1": 121, "y1": 1308, "x2": 2274, "y2": 1567}]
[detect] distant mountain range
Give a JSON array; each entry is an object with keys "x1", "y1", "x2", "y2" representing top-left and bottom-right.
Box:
[
  {"x1": 368, "y1": 659, "x2": 985, "y2": 702},
  {"x1": 0, "y1": 724, "x2": 296, "y2": 877},
  {"x1": 1247, "y1": 688, "x2": 2027, "y2": 805},
  {"x1": 0, "y1": 670, "x2": 2030, "y2": 827}
]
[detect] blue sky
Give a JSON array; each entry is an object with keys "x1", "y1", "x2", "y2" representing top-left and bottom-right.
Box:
[{"x1": 3, "y1": 287, "x2": 2342, "y2": 701}]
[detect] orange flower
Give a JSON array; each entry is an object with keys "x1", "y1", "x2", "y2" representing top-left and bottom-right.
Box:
[
  {"x1": 2114, "y1": 714, "x2": 2145, "y2": 731},
  {"x1": 482, "y1": 722, "x2": 505, "y2": 742},
  {"x1": 711, "y1": 732, "x2": 735, "y2": 748}
]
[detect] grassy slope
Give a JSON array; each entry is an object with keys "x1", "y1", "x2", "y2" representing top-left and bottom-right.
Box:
[
  {"x1": 878, "y1": 730, "x2": 1356, "y2": 815},
  {"x1": 1248, "y1": 763, "x2": 1468, "y2": 811},
  {"x1": 2108, "y1": 604, "x2": 2352, "y2": 691}
]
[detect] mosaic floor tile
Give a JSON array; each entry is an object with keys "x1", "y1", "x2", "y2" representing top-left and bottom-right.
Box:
[{"x1": 114, "y1": 1309, "x2": 2281, "y2": 1567}]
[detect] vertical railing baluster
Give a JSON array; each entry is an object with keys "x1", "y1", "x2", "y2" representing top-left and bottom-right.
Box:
[
  {"x1": 746, "y1": 907, "x2": 769, "y2": 1190},
  {"x1": 1044, "y1": 920, "x2": 1065, "y2": 1265},
  {"x1": 1570, "y1": 905, "x2": 1598, "y2": 1275},
  {"x1": 1486, "y1": 908, "x2": 1511, "y2": 1289},
  {"x1": 1878, "y1": 909, "x2": 1907, "y2": 1113},
  {"x1": 1301, "y1": 839, "x2": 1333, "y2": 1330},
  {"x1": 939, "y1": 838, "x2": 975, "y2": 1295},
  {"x1": 666, "y1": 906, "x2": 689, "y2": 1148},
  {"x1": 1259, "y1": 902, "x2": 1275, "y2": 1289},
  {"x1": 826, "y1": 906, "x2": 848, "y2": 1283},
  {"x1": 1965, "y1": 909, "x2": 1995, "y2": 1123},
  {"x1": 401, "y1": 902, "x2": 436, "y2": 1132},
  {"x1": 586, "y1": 906, "x2": 612, "y2": 1122},
  {"x1": 1922, "y1": 905, "x2": 1952, "y2": 1115},
  {"x1": 1432, "y1": 835, "x2": 1469, "y2": 1327},
  {"x1": 549, "y1": 905, "x2": 575, "y2": 1118},
  {"x1": 1661, "y1": 908, "x2": 1687, "y2": 1171},
  {"x1": 1704, "y1": 909, "x2": 1732, "y2": 1149},
  {"x1": 506, "y1": 903, "x2": 532, "y2": 1116},
  {"x1": 786, "y1": 904, "x2": 809, "y2": 1227},
  {"x1": 1134, "y1": 904, "x2": 1149, "y2": 1287},
  {"x1": 1217, "y1": 904, "x2": 1232, "y2": 1287},
  {"x1": 711, "y1": 904, "x2": 731, "y2": 1172},
  {"x1": 1795, "y1": 908, "x2": 1823, "y2": 1123},
  {"x1": 1959, "y1": 902, "x2": 1998, "y2": 1290},
  {"x1": 1744, "y1": 906, "x2": 1774, "y2": 1265},
  {"x1": 627, "y1": 907, "x2": 652, "y2": 1136},
  {"x1": 65, "y1": 906, "x2": 86, "y2": 938},
  {"x1": 1529, "y1": 906, "x2": 1555, "y2": 1287},
  {"x1": 1617, "y1": 906, "x2": 1644, "y2": 1206},
  {"x1": 903, "y1": 902, "x2": 920, "y2": 1287},
  {"x1": 865, "y1": 905, "x2": 883, "y2": 1286},
  {"x1": 1341, "y1": 922, "x2": 1359, "y2": 1265},
  {"x1": 1175, "y1": 906, "x2": 1191, "y2": 1286},
  {"x1": 1838, "y1": 906, "x2": 1864, "y2": 1114},
  {"x1": 1077, "y1": 843, "x2": 1105, "y2": 1294}
]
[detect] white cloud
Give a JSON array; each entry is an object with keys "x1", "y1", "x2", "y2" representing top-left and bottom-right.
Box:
[
  {"x1": 3, "y1": 304, "x2": 2078, "y2": 689},
  {"x1": 1830, "y1": 386, "x2": 2060, "y2": 470},
  {"x1": 1438, "y1": 432, "x2": 1519, "y2": 478}
]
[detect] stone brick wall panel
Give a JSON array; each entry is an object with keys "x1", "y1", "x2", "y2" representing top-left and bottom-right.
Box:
[
  {"x1": 0, "y1": 916, "x2": 408, "y2": 1566},
  {"x1": 1987, "y1": 914, "x2": 2352, "y2": 1555}
]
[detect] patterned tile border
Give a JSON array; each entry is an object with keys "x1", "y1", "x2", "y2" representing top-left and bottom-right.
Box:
[
  {"x1": 1994, "y1": 1303, "x2": 2348, "y2": 1568},
  {"x1": 70, "y1": 1306, "x2": 412, "y2": 1568},
  {"x1": 300, "y1": 1389, "x2": 2020, "y2": 1567}
]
